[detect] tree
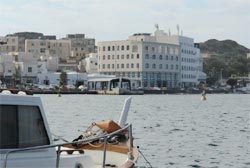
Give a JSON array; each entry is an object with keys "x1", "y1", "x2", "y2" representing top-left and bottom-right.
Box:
[
  {"x1": 59, "y1": 71, "x2": 67, "y2": 87},
  {"x1": 203, "y1": 57, "x2": 226, "y2": 85},
  {"x1": 228, "y1": 56, "x2": 249, "y2": 76}
]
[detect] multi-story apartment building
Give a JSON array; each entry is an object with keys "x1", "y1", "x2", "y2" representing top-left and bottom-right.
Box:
[
  {"x1": 0, "y1": 52, "x2": 38, "y2": 85},
  {"x1": 64, "y1": 34, "x2": 95, "y2": 61},
  {"x1": 154, "y1": 29, "x2": 205, "y2": 87},
  {"x1": 98, "y1": 33, "x2": 181, "y2": 89},
  {"x1": 25, "y1": 39, "x2": 71, "y2": 61},
  {"x1": 84, "y1": 53, "x2": 98, "y2": 74},
  {"x1": 0, "y1": 36, "x2": 19, "y2": 53}
]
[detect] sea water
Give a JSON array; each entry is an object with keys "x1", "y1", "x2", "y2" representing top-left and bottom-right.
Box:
[{"x1": 39, "y1": 94, "x2": 250, "y2": 168}]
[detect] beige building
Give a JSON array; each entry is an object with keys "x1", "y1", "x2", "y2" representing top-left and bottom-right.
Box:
[
  {"x1": 0, "y1": 36, "x2": 19, "y2": 53},
  {"x1": 98, "y1": 33, "x2": 181, "y2": 89},
  {"x1": 64, "y1": 34, "x2": 95, "y2": 62},
  {"x1": 25, "y1": 39, "x2": 71, "y2": 61}
]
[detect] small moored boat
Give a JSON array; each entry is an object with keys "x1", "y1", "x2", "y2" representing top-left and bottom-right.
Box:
[{"x1": 0, "y1": 90, "x2": 138, "y2": 168}]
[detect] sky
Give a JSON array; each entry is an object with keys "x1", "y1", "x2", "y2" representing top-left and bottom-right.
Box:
[{"x1": 0, "y1": 0, "x2": 249, "y2": 48}]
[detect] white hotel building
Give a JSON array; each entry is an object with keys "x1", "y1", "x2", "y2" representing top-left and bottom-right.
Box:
[
  {"x1": 97, "y1": 29, "x2": 205, "y2": 89},
  {"x1": 97, "y1": 32, "x2": 181, "y2": 89}
]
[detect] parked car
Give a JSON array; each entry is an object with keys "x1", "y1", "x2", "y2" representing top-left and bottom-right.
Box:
[{"x1": 78, "y1": 85, "x2": 87, "y2": 91}]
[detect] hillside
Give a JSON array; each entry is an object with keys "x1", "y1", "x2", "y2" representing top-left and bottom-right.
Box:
[
  {"x1": 199, "y1": 39, "x2": 250, "y2": 85},
  {"x1": 199, "y1": 39, "x2": 250, "y2": 58},
  {"x1": 7, "y1": 32, "x2": 44, "y2": 39}
]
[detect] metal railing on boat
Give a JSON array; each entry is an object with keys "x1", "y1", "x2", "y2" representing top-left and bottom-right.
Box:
[{"x1": 2, "y1": 124, "x2": 133, "y2": 168}]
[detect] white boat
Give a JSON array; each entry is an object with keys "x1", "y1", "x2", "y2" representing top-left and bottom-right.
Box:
[{"x1": 0, "y1": 90, "x2": 139, "y2": 168}]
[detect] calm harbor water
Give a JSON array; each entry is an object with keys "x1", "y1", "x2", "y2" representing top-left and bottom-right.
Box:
[{"x1": 39, "y1": 94, "x2": 250, "y2": 168}]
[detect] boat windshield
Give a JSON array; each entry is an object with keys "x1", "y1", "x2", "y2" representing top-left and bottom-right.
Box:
[{"x1": 0, "y1": 105, "x2": 49, "y2": 149}]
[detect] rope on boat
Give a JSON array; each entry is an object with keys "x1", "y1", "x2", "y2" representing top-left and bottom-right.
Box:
[{"x1": 137, "y1": 146, "x2": 153, "y2": 168}]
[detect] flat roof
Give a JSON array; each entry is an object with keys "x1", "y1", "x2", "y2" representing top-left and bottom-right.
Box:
[{"x1": 88, "y1": 77, "x2": 130, "y2": 82}]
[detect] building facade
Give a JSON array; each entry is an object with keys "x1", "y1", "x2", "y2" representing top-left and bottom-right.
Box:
[
  {"x1": 154, "y1": 30, "x2": 204, "y2": 87},
  {"x1": 0, "y1": 36, "x2": 19, "y2": 53},
  {"x1": 25, "y1": 39, "x2": 71, "y2": 61},
  {"x1": 64, "y1": 34, "x2": 95, "y2": 62},
  {"x1": 84, "y1": 53, "x2": 98, "y2": 74},
  {"x1": 97, "y1": 33, "x2": 181, "y2": 89}
]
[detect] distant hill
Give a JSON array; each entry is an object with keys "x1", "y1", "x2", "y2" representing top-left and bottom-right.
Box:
[
  {"x1": 199, "y1": 39, "x2": 250, "y2": 58},
  {"x1": 7, "y1": 32, "x2": 44, "y2": 39},
  {"x1": 199, "y1": 39, "x2": 250, "y2": 85}
]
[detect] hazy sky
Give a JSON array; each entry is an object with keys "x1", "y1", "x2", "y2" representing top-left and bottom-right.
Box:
[{"x1": 0, "y1": 0, "x2": 249, "y2": 48}]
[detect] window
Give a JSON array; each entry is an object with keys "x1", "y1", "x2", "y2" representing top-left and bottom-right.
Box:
[
  {"x1": 152, "y1": 47, "x2": 155, "y2": 52},
  {"x1": 117, "y1": 55, "x2": 119, "y2": 59},
  {"x1": 121, "y1": 64, "x2": 124, "y2": 68},
  {"x1": 132, "y1": 45, "x2": 138, "y2": 52},
  {"x1": 166, "y1": 55, "x2": 168, "y2": 60},
  {"x1": 176, "y1": 65, "x2": 178, "y2": 70},
  {"x1": 121, "y1": 45, "x2": 124, "y2": 50},
  {"x1": 103, "y1": 46, "x2": 105, "y2": 51},
  {"x1": 117, "y1": 46, "x2": 120, "y2": 50},
  {"x1": 107, "y1": 64, "x2": 110, "y2": 69},
  {"x1": 103, "y1": 55, "x2": 105, "y2": 60},
  {"x1": 137, "y1": 54, "x2": 139, "y2": 59},
  {"x1": 28, "y1": 67, "x2": 32, "y2": 73},
  {"x1": 112, "y1": 64, "x2": 114, "y2": 69},
  {"x1": 137, "y1": 63, "x2": 139, "y2": 68},
  {"x1": 108, "y1": 55, "x2": 110, "y2": 60},
  {"x1": 126, "y1": 63, "x2": 129, "y2": 68},
  {"x1": 152, "y1": 55, "x2": 156, "y2": 59},
  {"x1": 166, "y1": 64, "x2": 168, "y2": 69},
  {"x1": 112, "y1": 55, "x2": 114, "y2": 59},
  {"x1": 40, "y1": 48, "x2": 45, "y2": 53},
  {"x1": 171, "y1": 56, "x2": 174, "y2": 61},
  {"x1": 117, "y1": 64, "x2": 119, "y2": 69},
  {"x1": 131, "y1": 63, "x2": 134, "y2": 68},
  {"x1": 132, "y1": 72, "x2": 135, "y2": 77},
  {"x1": 159, "y1": 55, "x2": 162, "y2": 60},
  {"x1": 152, "y1": 64, "x2": 156, "y2": 69},
  {"x1": 126, "y1": 45, "x2": 130, "y2": 50},
  {"x1": 126, "y1": 54, "x2": 129, "y2": 59},
  {"x1": 145, "y1": 63, "x2": 149, "y2": 69},
  {"x1": 131, "y1": 54, "x2": 134, "y2": 59},
  {"x1": 112, "y1": 46, "x2": 115, "y2": 51},
  {"x1": 145, "y1": 54, "x2": 149, "y2": 59},
  {"x1": 121, "y1": 55, "x2": 124, "y2": 59},
  {"x1": 159, "y1": 64, "x2": 162, "y2": 69},
  {"x1": 171, "y1": 64, "x2": 174, "y2": 69},
  {"x1": 145, "y1": 46, "x2": 149, "y2": 51},
  {"x1": 0, "y1": 105, "x2": 49, "y2": 149},
  {"x1": 102, "y1": 64, "x2": 105, "y2": 69}
]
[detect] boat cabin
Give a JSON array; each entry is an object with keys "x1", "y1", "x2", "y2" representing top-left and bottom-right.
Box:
[
  {"x1": 0, "y1": 90, "x2": 92, "y2": 168},
  {"x1": 87, "y1": 77, "x2": 131, "y2": 94}
]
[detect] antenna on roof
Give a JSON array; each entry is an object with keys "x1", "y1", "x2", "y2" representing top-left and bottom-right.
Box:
[
  {"x1": 155, "y1": 23, "x2": 159, "y2": 30},
  {"x1": 176, "y1": 24, "x2": 180, "y2": 35}
]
